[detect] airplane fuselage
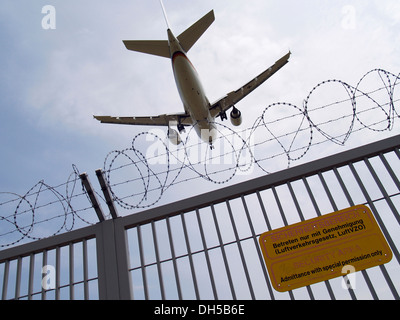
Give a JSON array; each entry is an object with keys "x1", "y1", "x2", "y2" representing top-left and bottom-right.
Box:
[{"x1": 168, "y1": 30, "x2": 217, "y2": 144}]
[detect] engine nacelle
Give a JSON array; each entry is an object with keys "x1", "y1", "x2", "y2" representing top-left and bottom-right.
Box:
[
  {"x1": 168, "y1": 128, "x2": 182, "y2": 145},
  {"x1": 230, "y1": 107, "x2": 242, "y2": 126}
]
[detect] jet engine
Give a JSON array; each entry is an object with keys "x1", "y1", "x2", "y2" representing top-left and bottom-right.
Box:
[
  {"x1": 230, "y1": 107, "x2": 242, "y2": 126},
  {"x1": 168, "y1": 128, "x2": 182, "y2": 145}
]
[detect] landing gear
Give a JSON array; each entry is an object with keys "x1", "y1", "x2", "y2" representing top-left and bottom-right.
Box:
[
  {"x1": 219, "y1": 111, "x2": 227, "y2": 121},
  {"x1": 177, "y1": 123, "x2": 185, "y2": 133}
]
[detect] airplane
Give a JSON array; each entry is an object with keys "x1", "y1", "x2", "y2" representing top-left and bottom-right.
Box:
[{"x1": 94, "y1": 0, "x2": 291, "y2": 147}]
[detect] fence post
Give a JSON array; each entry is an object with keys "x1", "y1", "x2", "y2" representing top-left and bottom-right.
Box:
[{"x1": 95, "y1": 219, "x2": 132, "y2": 300}]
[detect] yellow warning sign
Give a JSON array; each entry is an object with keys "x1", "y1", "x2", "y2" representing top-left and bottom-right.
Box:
[{"x1": 259, "y1": 205, "x2": 392, "y2": 292}]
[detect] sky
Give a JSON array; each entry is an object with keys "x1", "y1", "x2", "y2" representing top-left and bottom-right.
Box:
[
  {"x1": 0, "y1": 0, "x2": 399, "y2": 301},
  {"x1": 0, "y1": 0, "x2": 399, "y2": 222}
]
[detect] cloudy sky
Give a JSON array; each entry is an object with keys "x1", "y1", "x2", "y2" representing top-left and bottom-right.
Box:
[{"x1": 0, "y1": 0, "x2": 399, "y2": 218}]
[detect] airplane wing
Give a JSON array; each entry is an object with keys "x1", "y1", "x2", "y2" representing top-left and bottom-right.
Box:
[
  {"x1": 93, "y1": 113, "x2": 193, "y2": 127},
  {"x1": 209, "y1": 51, "x2": 291, "y2": 118}
]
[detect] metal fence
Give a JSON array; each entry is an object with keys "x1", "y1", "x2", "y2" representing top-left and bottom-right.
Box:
[{"x1": 0, "y1": 134, "x2": 399, "y2": 300}]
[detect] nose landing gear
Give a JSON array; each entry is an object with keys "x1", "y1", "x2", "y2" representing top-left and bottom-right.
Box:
[{"x1": 209, "y1": 136, "x2": 214, "y2": 150}]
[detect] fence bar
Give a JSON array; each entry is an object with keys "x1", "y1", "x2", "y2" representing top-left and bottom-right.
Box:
[
  {"x1": 302, "y1": 177, "x2": 336, "y2": 300},
  {"x1": 317, "y1": 171, "x2": 357, "y2": 300},
  {"x1": 225, "y1": 200, "x2": 255, "y2": 300},
  {"x1": 166, "y1": 217, "x2": 183, "y2": 300},
  {"x1": 349, "y1": 162, "x2": 400, "y2": 299},
  {"x1": 41, "y1": 250, "x2": 47, "y2": 300},
  {"x1": 349, "y1": 163, "x2": 400, "y2": 265},
  {"x1": 55, "y1": 246, "x2": 60, "y2": 300},
  {"x1": 379, "y1": 264, "x2": 400, "y2": 300},
  {"x1": 151, "y1": 221, "x2": 165, "y2": 300},
  {"x1": 210, "y1": 204, "x2": 237, "y2": 300},
  {"x1": 136, "y1": 225, "x2": 148, "y2": 300},
  {"x1": 2, "y1": 261, "x2": 9, "y2": 300},
  {"x1": 271, "y1": 187, "x2": 295, "y2": 300},
  {"x1": 379, "y1": 153, "x2": 400, "y2": 191},
  {"x1": 287, "y1": 182, "x2": 306, "y2": 222},
  {"x1": 302, "y1": 177, "x2": 322, "y2": 217},
  {"x1": 256, "y1": 191, "x2": 273, "y2": 232},
  {"x1": 196, "y1": 209, "x2": 218, "y2": 300},
  {"x1": 286, "y1": 183, "x2": 315, "y2": 300},
  {"x1": 333, "y1": 167, "x2": 379, "y2": 300},
  {"x1": 332, "y1": 167, "x2": 353, "y2": 206},
  {"x1": 28, "y1": 253, "x2": 34, "y2": 300},
  {"x1": 255, "y1": 191, "x2": 275, "y2": 300},
  {"x1": 82, "y1": 239, "x2": 89, "y2": 300},
  {"x1": 272, "y1": 187, "x2": 289, "y2": 227},
  {"x1": 181, "y1": 213, "x2": 200, "y2": 300},
  {"x1": 241, "y1": 195, "x2": 276, "y2": 300},
  {"x1": 68, "y1": 243, "x2": 75, "y2": 300},
  {"x1": 364, "y1": 158, "x2": 400, "y2": 226},
  {"x1": 318, "y1": 172, "x2": 339, "y2": 212},
  {"x1": 14, "y1": 256, "x2": 22, "y2": 299},
  {"x1": 394, "y1": 147, "x2": 400, "y2": 160},
  {"x1": 69, "y1": 243, "x2": 74, "y2": 300}
]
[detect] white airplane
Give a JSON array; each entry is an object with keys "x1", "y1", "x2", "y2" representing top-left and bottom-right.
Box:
[{"x1": 94, "y1": 1, "x2": 291, "y2": 147}]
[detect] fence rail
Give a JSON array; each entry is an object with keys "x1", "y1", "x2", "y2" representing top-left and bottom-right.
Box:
[{"x1": 1, "y1": 134, "x2": 399, "y2": 300}]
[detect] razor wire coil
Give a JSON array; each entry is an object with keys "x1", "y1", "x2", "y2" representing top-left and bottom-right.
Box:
[{"x1": 0, "y1": 68, "x2": 398, "y2": 247}]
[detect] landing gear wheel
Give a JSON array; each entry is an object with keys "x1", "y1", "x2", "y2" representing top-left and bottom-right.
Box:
[{"x1": 177, "y1": 123, "x2": 185, "y2": 133}]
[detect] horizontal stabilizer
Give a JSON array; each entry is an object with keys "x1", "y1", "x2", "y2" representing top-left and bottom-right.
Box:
[
  {"x1": 123, "y1": 40, "x2": 170, "y2": 58},
  {"x1": 177, "y1": 10, "x2": 215, "y2": 52}
]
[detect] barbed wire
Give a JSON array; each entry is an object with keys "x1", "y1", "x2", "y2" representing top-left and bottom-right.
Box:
[
  {"x1": 0, "y1": 68, "x2": 399, "y2": 247},
  {"x1": 103, "y1": 68, "x2": 399, "y2": 209},
  {"x1": 0, "y1": 165, "x2": 96, "y2": 247}
]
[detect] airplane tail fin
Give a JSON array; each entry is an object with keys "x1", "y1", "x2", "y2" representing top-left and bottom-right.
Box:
[
  {"x1": 177, "y1": 10, "x2": 215, "y2": 53},
  {"x1": 123, "y1": 3, "x2": 215, "y2": 58}
]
